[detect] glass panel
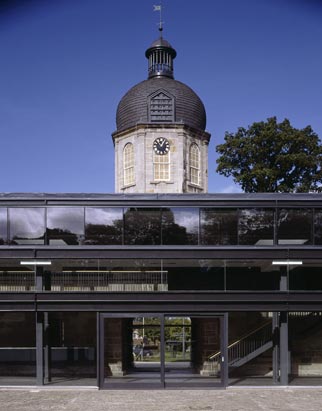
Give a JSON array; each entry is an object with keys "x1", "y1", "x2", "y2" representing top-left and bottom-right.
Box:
[
  {"x1": 165, "y1": 316, "x2": 222, "y2": 387},
  {"x1": 0, "y1": 259, "x2": 35, "y2": 292},
  {"x1": 104, "y1": 316, "x2": 162, "y2": 387},
  {"x1": 238, "y1": 209, "x2": 274, "y2": 245},
  {"x1": 164, "y1": 259, "x2": 224, "y2": 291},
  {"x1": 226, "y1": 260, "x2": 280, "y2": 291},
  {"x1": 162, "y1": 208, "x2": 199, "y2": 245},
  {"x1": 277, "y1": 208, "x2": 312, "y2": 245},
  {"x1": 228, "y1": 312, "x2": 274, "y2": 386},
  {"x1": 124, "y1": 208, "x2": 161, "y2": 245},
  {"x1": 200, "y1": 208, "x2": 238, "y2": 245},
  {"x1": 45, "y1": 312, "x2": 96, "y2": 386},
  {"x1": 9, "y1": 208, "x2": 45, "y2": 245},
  {"x1": 289, "y1": 261, "x2": 322, "y2": 291},
  {"x1": 48, "y1": 259, "x2": 166, "y2": 292},
  {"x1": 0, "y1": 208, "x2": 7, "y2": 245},
  {"x1": 289, "y1": 312, "x2": 322, "y2": 386},
  {"x1": 47, "y1": 207, "x2": 84, "y2": 245},
  {"x1": 314, "y1": 209, "x2": 322, "y2": 245},
  {"x1": 84, "y1": 208, "x2": 123, "y2": 245},
  {"x1": 0, "y1": 312, "x2": 36, "y2": 385}
]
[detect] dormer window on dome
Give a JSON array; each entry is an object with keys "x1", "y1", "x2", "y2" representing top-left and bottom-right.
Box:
[{"x1": 148, "y1": 89, "x2": 175, "y2": 122}]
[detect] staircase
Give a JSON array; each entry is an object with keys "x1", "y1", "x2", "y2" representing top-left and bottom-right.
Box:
[
  {"x1": 201, "y1": 322, "x2": 272, "y2": 375},
  {"x1": 204, "y1": 312, "x2": 322, "y2": 376}
]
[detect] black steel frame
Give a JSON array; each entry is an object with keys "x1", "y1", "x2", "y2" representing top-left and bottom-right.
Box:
[{"x1": 98, "y1": 312, "x2": 228, "y2": 389}]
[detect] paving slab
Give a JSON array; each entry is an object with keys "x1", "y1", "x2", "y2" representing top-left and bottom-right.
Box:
[{"x1": 0, "y1": 388, "x2": 322, "y2": 411}]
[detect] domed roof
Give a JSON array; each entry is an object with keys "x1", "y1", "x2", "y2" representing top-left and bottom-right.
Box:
[
  {"x1": 116, "y1": 76, "x2": 206, "y2": 132},
  {"x1": 115, "y1": 35, "x2": 207, "y2": 133},
  {"x1": 149, "y1": 37, "x2": 173, "y2": 48}
]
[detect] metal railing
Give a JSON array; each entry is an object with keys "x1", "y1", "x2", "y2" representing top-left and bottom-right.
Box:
[
  {"x1": 210, "y1": 321, "x2": 272, "y2": 367},
  {"x1": 0, "y1": 270, "x2": 168, "y2": 292},
  {"x1": 50, "y1": 270, "x2": 168, "y2": 292},
  {"x1": 0, "y1": 272, "x2": 35, "y2": 291}
]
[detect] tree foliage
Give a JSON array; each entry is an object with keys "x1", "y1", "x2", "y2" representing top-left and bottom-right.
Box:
[{"x1": 216, "y1": 117, "x2": 322, "y2": 192}]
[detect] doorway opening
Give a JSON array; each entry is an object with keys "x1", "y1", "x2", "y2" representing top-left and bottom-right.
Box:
[{"x1": 99, "y1": 313, "x2": 227, "y2": 389}]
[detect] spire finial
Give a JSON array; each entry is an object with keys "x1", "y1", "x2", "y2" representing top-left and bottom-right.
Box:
[{"x1": 153, "y1": 3, "x2": 163, "y2": 34}]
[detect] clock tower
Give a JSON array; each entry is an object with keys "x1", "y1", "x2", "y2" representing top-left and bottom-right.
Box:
[{"x1": 112, "y1": 33, "x2": 211, "y2": 193}]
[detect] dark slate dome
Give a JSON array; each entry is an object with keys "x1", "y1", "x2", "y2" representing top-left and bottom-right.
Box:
[
  {"x1": 115, "y1": 36, "x2": 206, "y2": 132},
  {"x1": 116, "y1": 77, "x2": 207, "y2": 132}
]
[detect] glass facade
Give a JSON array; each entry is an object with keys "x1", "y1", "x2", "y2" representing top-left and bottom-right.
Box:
[
  {"x1": 1, "y1": 198, "x2": 322, "y2": 388},
  {"x1": 200, "y1": 208, "x2": 238, "y2": 245},
  {"x1": 47, "y1": 207, "x2": 84, "y2": 245},
  {"x1": 1, "y1": 258, "x2": 320, "y2": 292},
  {"x1": 277, "y1": 208, "x2": 312, "y2": 245},
  {"x1": 0, "y1": 313, "x2": 36, "y2": 385},
  {"x1": 0, "y1": 205, "x2": 321, "y2": 246},
  {"x1": 162, "y1": 207, "x2": 199, "y2": 245},
  {"x1": 124, "y1": 208, "x2": 161, "y2": 245},
  {"x1": 238, "y1": 208, "x2": 274, "y2": 246},
  {"x1": 9, "y1": 207, "x2": 45, "y2": 245},
  {"x1": 85, "y1": 207, "x2": 123, "y2": 245},
  {"x1": 0, "y1": 208, "x2": 7, "y2": 245}
]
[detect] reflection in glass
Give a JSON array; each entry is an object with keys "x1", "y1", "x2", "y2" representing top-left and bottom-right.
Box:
[
  {"x1": 289, "y1": 262, "x2": 322, "y2": 291},
  {"x1": 0, "y1": 208, "x2": 7, "y2": 245},
  {"x1": 165, "y1": 259, "x2": 224, "y2": 290},
  {"x1": 228, "y1": 312, "x2": 273, "y2": 385},
  {"x1": 9, "y1": 208, "x2": 45, "y2": 245},
  {"x1": 277, "y1": 208, "x2": 312, "y2": 245},
  {"x1": 0, "y1": 312, "x2": 36, "y2": 385},
  {"x1": 48, "y1": 259, "x2": 166, "y2": 292},
  {"x1": 289, "y1": 311, "x2": 322, "y2": 385},
  {"x1": 47, "y1": 207, "x2": 84, "y2": 245},
  {"x1": 124, "y1": 208, "x2": 161, "y2": 245},
  {"x1": 226, "y1": 260, "x2": 280, "y2": 290},
  {"x1": 162, "y1": 208, "x2": 199, "y2": 245},
  {"x1": 238, "y1": 209, "x2": 274, "y2": 245},
  {"x1": 314, "y1": 209, "x2": 322, "y2": 245},
  {"x1": 46, "y1": 312, "x2": 96, "y2": 385},
  {"x1": 200, "y1": 208, "x2": 238, "y2": 245},
  {"x1": 85, "y1": 208, "x2": 123, "y2": 245}
]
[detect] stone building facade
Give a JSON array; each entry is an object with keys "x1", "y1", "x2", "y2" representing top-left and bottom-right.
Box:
[{"x1": 112, "y1": 36, "x2": 210, "y2": 193}]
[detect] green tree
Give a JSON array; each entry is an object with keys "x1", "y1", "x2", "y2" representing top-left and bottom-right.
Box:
[{"x1": 216, "y1": 117, "x2": 322, "y2": 192}]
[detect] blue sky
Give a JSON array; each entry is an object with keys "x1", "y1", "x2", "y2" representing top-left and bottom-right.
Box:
[{"x1": 1, "y1": 0, "x2": 322, "y2": 193}]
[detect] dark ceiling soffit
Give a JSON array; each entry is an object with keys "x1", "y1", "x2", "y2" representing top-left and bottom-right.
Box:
[
  {"x1": 1, "y1": 193, "x2": 322, "y2": 207},
  {"x1": 0, "y1": 248, "x2": 301, "y2": 259},
  {"x1": 1, "y1": 291, "x2": 322, "y2": 312}
]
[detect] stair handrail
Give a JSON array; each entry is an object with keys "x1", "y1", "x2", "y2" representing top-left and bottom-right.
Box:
[{"x1": 209, "y1": 321, "x2": 272, "y2": 362}]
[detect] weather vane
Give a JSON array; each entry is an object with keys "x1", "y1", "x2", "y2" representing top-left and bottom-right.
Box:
[{"x1": 153, "y1": 3, "x2": 163, "y2": 33}]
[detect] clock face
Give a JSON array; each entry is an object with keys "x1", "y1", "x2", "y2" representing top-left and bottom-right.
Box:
[{"x1": 153, "y1": 137, "x2": 170, "y2": 155}]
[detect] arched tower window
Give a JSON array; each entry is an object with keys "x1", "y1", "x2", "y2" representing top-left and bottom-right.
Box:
[
  {"x1": 190, "y1": 143, "x2": 200, "y2": 185},
  {"x1": 153, "y1": 151, "x2": 170, "y2": 181},
  {"x1": 123, "y1": 143, "x2": 135, "y2": 186}
]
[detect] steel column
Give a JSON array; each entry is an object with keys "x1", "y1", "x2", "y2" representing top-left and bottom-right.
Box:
[
  {"x1": 36, "y1": 312, "x2": 44, "y2": 385},
  {"x1": 272, "y1": 312, "x2": 279, "y2": 384},
  {"x1": 222, "y1": 313, "x2": 229, "y2": 387},
  {"x1": 279, "y1": 311, "x2": 289, "y2": 385}
]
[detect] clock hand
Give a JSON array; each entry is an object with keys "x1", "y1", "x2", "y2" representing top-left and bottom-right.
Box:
[{"x1": 159, "y1": 140, "x2": 165, "y2": 147}]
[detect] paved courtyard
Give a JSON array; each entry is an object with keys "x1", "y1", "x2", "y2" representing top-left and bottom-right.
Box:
[{"x1": 1, "y1": 388, "x2": 322, "y2": 411}]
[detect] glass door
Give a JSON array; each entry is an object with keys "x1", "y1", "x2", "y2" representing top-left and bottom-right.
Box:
[
  {"x1": 164, "y1": 315, "x2": 226, "y2": 387},
  {"x1": 100, "y1": 314, "x2": 163, "y2": 388},
  {"x1": 99, "y1": 313, "x2": 227, "y2": 389}
]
